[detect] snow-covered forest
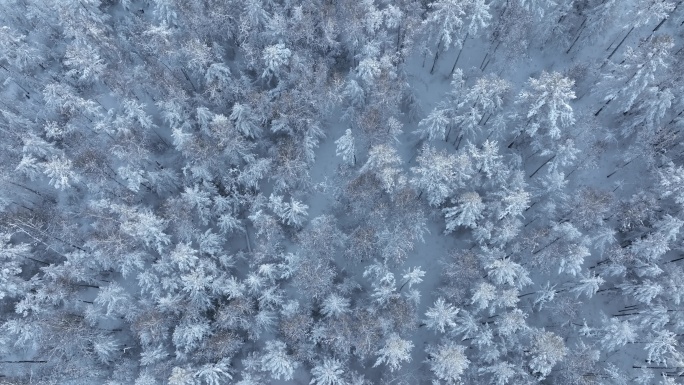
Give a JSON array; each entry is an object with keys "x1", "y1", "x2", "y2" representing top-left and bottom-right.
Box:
[{"x1": 1, "y1": 0, "x2": 684, "y2": 383}]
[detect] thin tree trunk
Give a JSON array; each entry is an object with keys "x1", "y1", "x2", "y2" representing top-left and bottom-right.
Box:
[
  {"x1": 617, "y1": 305, "x2": 639, "y2": 312},
  {"x1": 245, "y1": 229, "x2": 252, "y2": 253},
  {"x1": 605, "y1": 29, "x2": 623, "y2": 52},
  {"x1": 455, "y1": 134, "x2": 464, "y2": 150},
  {"x1": 634, "y1": 365, "x2": 684, "y2": 370},
  {"x1": 606, "y1": 27, "x2": 634, "y2": 63},
  {"x1": 27, "y1": 256, "x2": 49, "y2": 265},
  {"x1": 595, "y1": 98, "x2": 612, "y2": 116},
  {"x1": 566, "y1": 166, "x2": 580, "y2": 178},
  {"x1": 532, "y1": 237, "x2": 560, "y2": 255},
  {"x1": 651, "y1": 18, "x2": 668, "y2": 36},
  {"x1": 451, "y1": 32, "x2": 469, "y2": 75},
  {"x1": 566, "y1": 17, "x2": 587, "y2": 54},
  {"x1": 667, "y1": 256, "x2": 684, "y2": 264},
  {"x1": 667, "y1": 109, "x2": 684, "y2": 126},
  {"x1": 104, "y1": 164, "x2": 132, "y2": 190},
  {"x1": 482, "y1": 57, "x2": 492, "y2": 71},
  {"x1": 0, "y1": 360, "x2": 47, "y2": 364},
  {"x1": 430, "y1": 50, "x2": 440, "y2": 74},
  {"x1": 479, "y1": 52, "x2": 489, "y2": 70},
  {"x1": 606, "y1": 157, "x2": 635, "y2": 178},
  {"x1": 524, "y1": 148, "x2": 542, "y2": 161},
  {"x1": 508, "y1": 131, "x2": 521, "y2": 148},
  {"x1": 478, "y1": 112, "x2": 488, "y2": 126},
  {"x1": 649, "y1": 1, "x2": 681, "y2": 38},
  {"x1": 430, "y1": 39, "x2": 443, "y2": 74},
  {"x1": 529, "y1": 155, "x2": 556, "y2": 178},
  {"x1": 481, "y1": 41, "x2": 501, "y2": 71},
  {"x1": 179, "y1": 68, "x2": 197, "y2": 92},
  {"x1": 596, "y1": 287, "x2": 619, "y2": 293},
  {"x1": 5, "y1": 180, "x2": 51, "y2": 201},
  {"x1": 8, "y1": 78, "x2": 31, "y2": 98}
]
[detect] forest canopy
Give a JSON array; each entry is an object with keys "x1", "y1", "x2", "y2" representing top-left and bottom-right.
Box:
[{"x1": 0, "y1": 0, "x2": 684, "y2": 384}]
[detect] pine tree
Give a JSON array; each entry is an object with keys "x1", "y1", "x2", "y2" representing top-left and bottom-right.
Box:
[
  {"x1": 320, "y1": 293, "x2": 351, "y2": 318},
  {"x1": 0, "y1": 233, "x2": 30, "y2": 300},
  {"x1": 468, "y1": 140, "x2": 504, "y2": 179},
  {"x1": 528, "y1": 330, "x2": 567, "y2": 379},
  {"x1": 373, "y1": 333, "x2": 413, "y2": 372},
  {"x1": 466, "y1": 75, "x2": 511, "y2": 117},
  {"x1": 181, "y1": 185, "x2": 213, "y2": 225},
  {"x1": 479, "y1": 361, "x2": 518, "y2": 385},
  {"x1": 356, "y1": 57, "x2": 381, "y2": 85},
  {"x1": 94, "y1": 282, "x2": 132, "y2": 318},
  {"x1": 310, "y1": 358, "x2": 346, "y2": 385},
  {"x1": 424, "y1": 297, "x2": 459, "y2": 333},
  {"x1": 443, "y1": 191, "x2": 485, "y2": 232},
  {"x1": 600, "y1": 35, "x2": 673, "y2": 115},
  {"x1": 230, "y1": 103, "x2": 262, "y2": 139},
  {"x1": 658, "y1": 161, "x2": 684, "y2": 208},
  {"x1": 268, "y1": 194, "x2": 309, "y2": 228},
  {"x1": 518, "y1": 0, "x2": 558, "y2": 19},
  {"x1": 116, "y1": 166, "x2": 147, "y2": 193},
  {"x1": 453, "y1": 106, "x2": 482, "y2": 144},
  {"x1": 645, "y1": 330, "x2": 681, "y2": 364},
  {"x1": 0, "y1": 26, "x2": 42, "y2": 71},
  {"x1": 43, "y1": 156, "x2": 80, "y2": 190},
  {"x1": 630, "y1": 0, "x2": 676, "y2": 28},
  {"x1": 335, "y1": 129, "x2": 356, "y2": 166},
  {"x1": 600, "y1": 318, "x2": 638, "y2": 351},
  {"x1": 620, "y1": 280, "x2": 663, "y2": 305},
  {"x1": 425, "y1": 340, "x2": 470, "y2": 383},
  {"x1": 496, "y1": 187, "x2": 530, "y2": 220},
  {"x1": 570, "y1": 272, "x2": 604, "y2": 299},
  {"x1": 471, "y1": 281, "x2": 497, "y2": 313},
  {"x1": 262, "y1": 43, "x2": 291, "y2": 80},
  {"x1": 204, "y1": 63, "x2": 233, "y2": 96},
  {"x1": 415, "y1": 107, "x2": 450, "y2": 141},
  {"x1": 261, "y1": 340, "x2": 299, "y2": 380},
  {"x1": 485, "y1": 256, "x2": 532, "y2": 289},
  {"x1": 579, "y1": 0, "x2": 621, "y2": 50},
  {"x1": 152, "y1": 0, "x2": 178, "y2": 25},
  {"x1": 410, "y1": 144, "x2": 460, "y2": 207},
  {"x1": 172, "y1": 318, "x2": 211, "y2": 356},
  {"x1": 516, "y1": 71, "x2": 576, "y2": 141},
  {"x1": 181, "y1": 38, "x2": 213, "y2": 76},
  {"x1": 359, "y1": 144, "x2": 404, "y2": 195},
  {"x1": 621, "y1": 86, "x2": 674, "y2": 139},
  {"x1": 195, "y1": 360, "x2": 233, "y2": 385},
  {"x1": 341, "y1": 79, "x2": 366, "y2": 121},
  {"x1": 422, "y1": 0, "x2": 468, "y2": 73},
  {"x1": 466, "y1": 0, "x2": 492, "y2": 36},
  {"x1": 401, "y1": 266, "x2": 425, "y2": 290},
  {"x1": 116, "y1": 204, "x2": 171, "y2": 254},
  {"x1": 558, "y1": 242, "x2": 591, "y2": 276},
  {"x1": 64, "y1": 42, "x2": 107, "y2": 83}
]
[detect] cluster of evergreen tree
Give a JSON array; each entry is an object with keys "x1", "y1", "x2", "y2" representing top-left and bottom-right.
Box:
[{"x1": 0, "y1": 0, "x2": 684, "y2": 384}]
